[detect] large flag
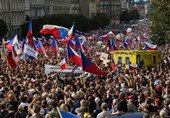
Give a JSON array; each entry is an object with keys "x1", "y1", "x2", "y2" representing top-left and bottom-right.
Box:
[
  {"x1": 58, "y1": 109, "x2": 80, "y2": 118},
  {"x1": 59, "y1": 57, "x2": 68, "y2": 70},
  {"x1": 144, "y1": 42, "x2": 157, "y2": 50},
  {"x1": 51, "y1": 39, "x2": 60, "y2": 57},
  {"x1": 37, "y1": 39, "x2": 48, "y2": 57},
  {"x1": 61, "y1": 23, "x2": 74, "y2": 44},
  {"x1": 40, "y1": 24, "x2": 69, "y2": 40},
  {"x1": 6, "y1": 35, "x2": 18, "y2": 50},
  {"x1": 67, "y1": 45, "x2": 82, "y2": 66},
  {"x1": 24, "y1": 44, "x2": 38, "y2": 59},
  {"x1": 80, "y1": 51, "x2": 106, "y2": 76}
]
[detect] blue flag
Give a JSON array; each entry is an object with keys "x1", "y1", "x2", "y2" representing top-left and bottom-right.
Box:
[{"x1": 59, "y1": 109, "x2": 80, "y2": 118}]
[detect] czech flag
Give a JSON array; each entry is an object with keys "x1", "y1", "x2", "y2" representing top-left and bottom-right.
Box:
[
  {"x1": 61, "y1": 23, "x2": 74, "y2": 44},
  {"x1": 21, "y1": 38, "x2": 28, "y2": 50},
  {"x1": 59, "y1": 57, "x2": 68, "y2": 70},
  {"x1": 99, "y1": 34, "x2": 109, "y2": 42},
  {"x1": 27, "y1": 18, "x2": 34, "y2": 46},
  {"x1": 6, "y1": 35, "x2": 18, "y2": 51},
  {"x1": 115, "y1": 34, "x2": 122, "y2": 42},
  {"x1": 40, "y1": 24, "x2": 69, "y2": 40},
  {"x1": 75, "y1": 36, "x2": 83, "y2": 50},
  {"x1": 144, "y1": 42, "x2": 157, "y2": 50},
  {"x1": 51, "y1": 39, "x2": 60, "y2": 57},
  {"x1": 67, "y1": 39, "x2": 75, "y2": 49},
  {"x1": 67, "y1": 45, "x2": 82, "y2": 66},
  {"x1": 37, "y1": 39, "x2": 48, "y2": 57},
  {"x1": 129, "y1": 64, "x2": 138, "y2": 70},
  {"x1": 111, "y1": 57, "x2": 115, "y2": 70},
  {"x1": 80, "y1": 51, "x2": 106, "y2": 76}
]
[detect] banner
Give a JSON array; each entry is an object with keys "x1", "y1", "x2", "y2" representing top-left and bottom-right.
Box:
[
  {"x1": 45, "y1": 65, "x2": 82, "y2": 77},
  {"x1": 24, "y1": 44, "x2": 38, "y2": 59}
]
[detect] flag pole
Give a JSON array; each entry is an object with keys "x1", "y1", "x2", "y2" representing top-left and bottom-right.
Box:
[{"x1": 57, "y1": 107, "x2": 63, "y2": 118}]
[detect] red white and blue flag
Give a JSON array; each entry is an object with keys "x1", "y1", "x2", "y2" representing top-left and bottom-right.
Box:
[
  {"x1": 67, "y1": 39, "x2": 75, "y2": 49},
  {"x1": 51, "y1": 39, "x2": 60, "y2": 57},
  {"x1": 27, "y1": 18, "x2": 34, "y2": 47},
  {"x1": 40, "y1": 24, "x2": 69, "y2": 41},
  {"x1": 80, "y1": 51, "x2": 105, "y2": 76},
  {"x1": 99, "y1": 34, "x2": 109, "y2": 42},
  {"x1": 61, "y1": 23, "x2": 74, "y2": 44},
  {"x1": 129, "y1": 64, "x2": 138, "y2": 70},
  {"x1": 7, "y1": 47, "x2": 18, "y2": 68},
  {"x1": 144, "y1": 42, "x2": 157, "y2": 50},
  {"x1": 67, "y1": 45, "x2": 82, "y2": 66},
  {"x1": 6, "y1": 35, "x2": 18, "y2": 51},
  {"x1": 37, "y1": 39, "x2": 48, "y2": 57}
]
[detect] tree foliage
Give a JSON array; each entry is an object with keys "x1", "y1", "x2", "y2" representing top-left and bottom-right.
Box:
[
  {"x1": 120, "y1": 9, "x2": 140, "y2": 23},
  {"x1": 0, "y1": 19, "x2": 8, "y2": 39},
  {"x1": 21, "y1": 13, "x2": 110, "y2": 38},
  {"x1": 90, "y1": 13, "x2": 110, "y2": 30},
  {"x1": 150, "y1": 0, "x2": 170, "y2": 44}
]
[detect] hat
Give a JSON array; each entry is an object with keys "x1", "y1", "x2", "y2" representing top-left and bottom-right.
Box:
[
  {"x1": 127, "y1": 95, "x2": 134, "y2": 99},
  {"x1": 155, "y1": 85, "x2": 162, "y2": 90}
]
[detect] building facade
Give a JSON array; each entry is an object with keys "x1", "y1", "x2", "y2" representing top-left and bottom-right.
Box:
[
  {"x1": 45, "y1": 0, "x2": 71, "y2": 15},
  {"x1": 0, "y1": 0, "x2": 26, "y2": 38},
  {"x1": 29, "y1": 0, "x2": 45, "y2": 19},
  {"x1": 99, "y1": 0, "x2": 121, "y2": 22},
  {"x1": 0, "y1": 0, "x2": 122, "y2": 38}
]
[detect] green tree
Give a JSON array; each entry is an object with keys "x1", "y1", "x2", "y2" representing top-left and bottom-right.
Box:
[
  {"x1": 129, "y1": 9, "x2": 140, "y2": 22},
  {"x1": 120, "y1": 9, "x2": 130, "y2": 23},
  {"x1": 0, "y1": 19, "x2": 8, "y2": 39},
  {"x1": 120, "y1": 9, "x2": 140, "y2": 24},
  {"x1": 21, "y1": 13, "x2": 110, "y2": 38},
  {"x1": 150, "y1": 0, "x2": 170, "y2": 44},
  {"x1": 90, "y1": 13, "x2": 110, "y2": 30}
]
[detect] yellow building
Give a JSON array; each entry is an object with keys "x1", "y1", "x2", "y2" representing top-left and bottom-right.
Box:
[{"x1": 112, "y1": 50, "x2": 162, "y2": 68}]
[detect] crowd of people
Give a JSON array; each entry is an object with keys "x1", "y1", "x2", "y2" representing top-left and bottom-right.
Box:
[{"x1": 0, "y1": 23, "x2": 170, "y2": 118}]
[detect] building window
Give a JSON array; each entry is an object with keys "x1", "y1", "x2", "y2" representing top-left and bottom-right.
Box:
[
  {"x1": 118, "y1": 56, "x2": 122, "y2": 63},
  {"x1": 125, "y1": 57, "x2": 130, "y2": 64},
  {"x1": 153, "y1": 56, "x2": 156, "y2": 64}
]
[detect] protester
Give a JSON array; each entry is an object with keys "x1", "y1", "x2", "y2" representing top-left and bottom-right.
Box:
[{"x1": 0, "y1": 22, "x2": 170, "y2": 118}]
